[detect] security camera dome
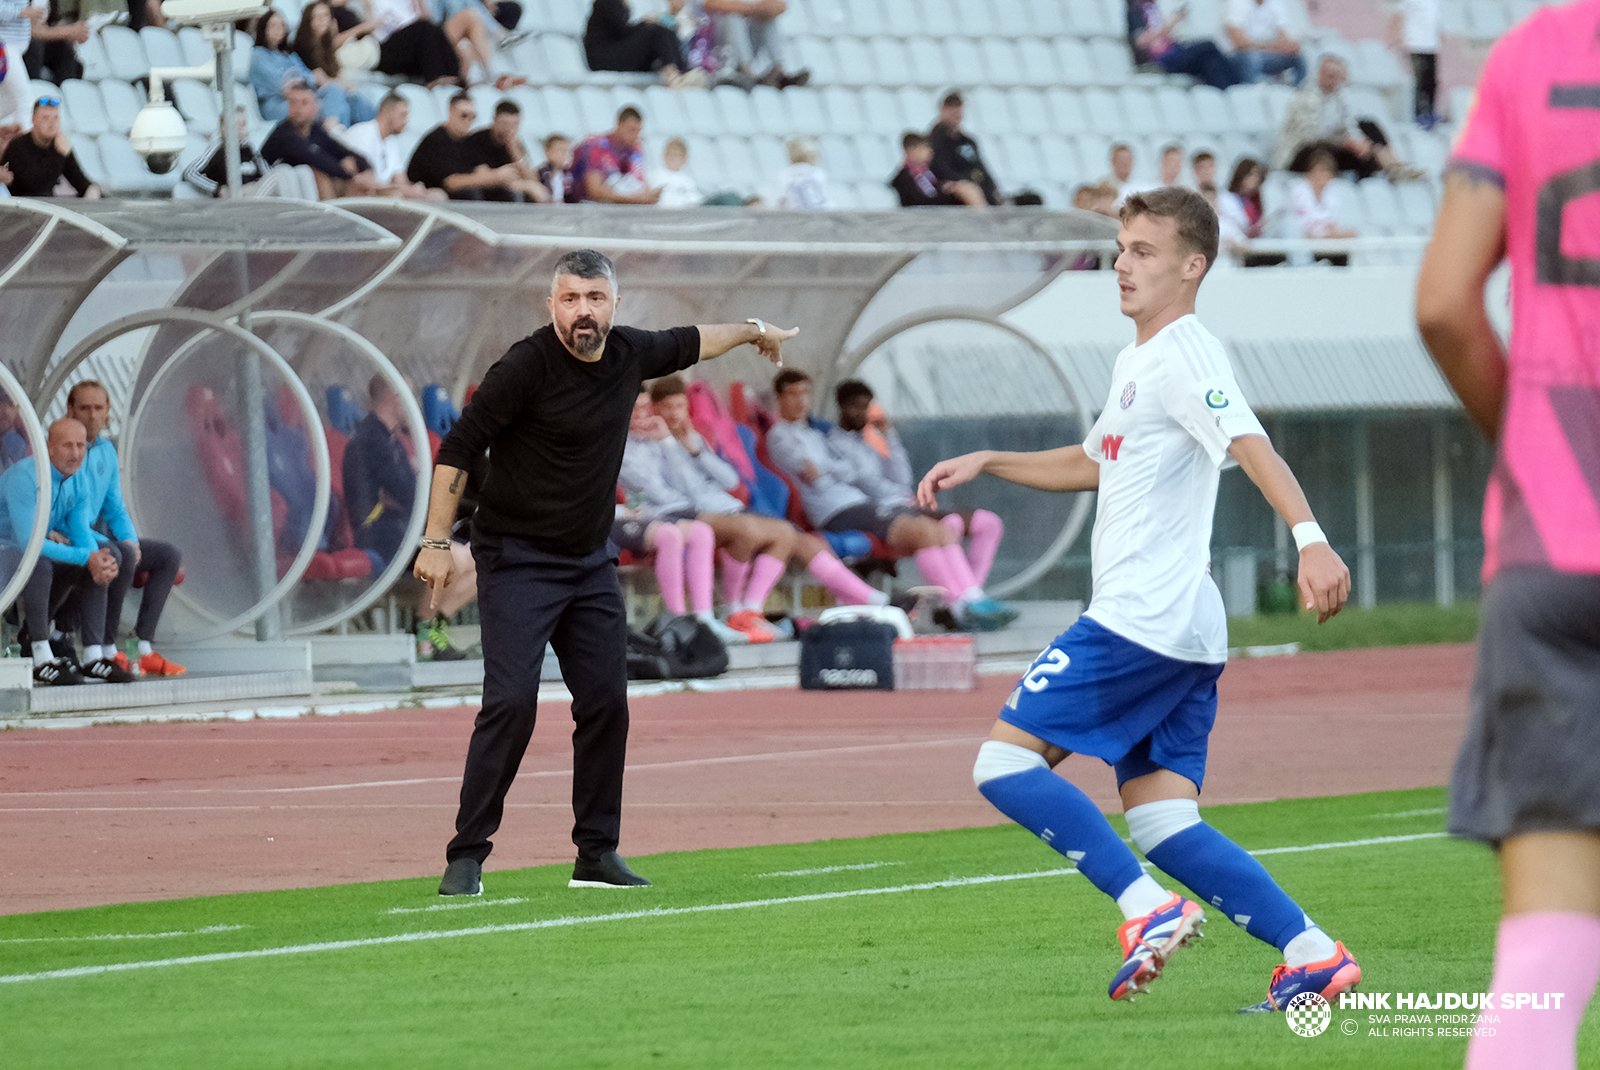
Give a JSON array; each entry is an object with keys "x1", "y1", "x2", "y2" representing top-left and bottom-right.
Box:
[
  {"x1": 143, "y1": 151, "x2": 181, "y2": 175},
  {"x1": 128, "y1": 100, "x2": 188, "y2": 173}
]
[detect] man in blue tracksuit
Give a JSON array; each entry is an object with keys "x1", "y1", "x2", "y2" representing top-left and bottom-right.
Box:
[
  {"x1": 65, "y1": 380, "x2": 185, "y2": 676},
  {"x1": 0, "y1": 417, "x2": 129, "y2": 686}
]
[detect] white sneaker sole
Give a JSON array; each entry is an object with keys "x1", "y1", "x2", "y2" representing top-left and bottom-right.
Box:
[{"x1": 567, "y1": 878, "x2": 646, "y2": 888}]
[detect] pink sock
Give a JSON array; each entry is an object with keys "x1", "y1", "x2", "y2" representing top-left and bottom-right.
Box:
[
  {"x1": 652, "y1": 523, "x2": 686, "y2": 616},
  {"x1": 937, "y1": 544, "x2": 983, "y2": 603},
  {"x1": 719, "y1": 550, "x2": 749, "y2": 608},
  {"x1": 915, "y1": 546, "x2": 954, "y2": 600},
  {"x1": 742, "y1": 553, "x2": 787, "y2": 614},
  {"x1": 965, "y1": 509, "x2": 1003, "y2": 587},
  {"x1": 807, "y1": 550, "x2": 881, "y2": 605},
  {"x1": 1466, "y1": 912, "x2": 1600, "y2": 1070},
  {"x1": 685, "y1": 521, "x2": 716, "y2": 616}
]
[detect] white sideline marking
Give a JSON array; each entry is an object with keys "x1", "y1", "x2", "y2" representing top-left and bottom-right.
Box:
[
  {"x1": 0, "y1": 830, "x2": 1461, "y2": 985},
  {"x1": 1373, "y1": 807, "x2": 1448, "y2": 819},
  {"x1": 386, "y1": 898, "x2": 528, "y2": 915},
  {"x1": 0, "y1": 924, "x2": 245, "y2": 944},
  {"x1": 760, "y1": 862, "x2": 902, "y2": 877}
]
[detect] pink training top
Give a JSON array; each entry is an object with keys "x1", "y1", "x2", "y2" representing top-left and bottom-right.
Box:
[{"x1": 1450, "y1": 0, "x2": 1600, "y2": 581}]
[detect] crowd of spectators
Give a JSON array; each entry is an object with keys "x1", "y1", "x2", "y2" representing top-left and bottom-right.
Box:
[{"x1": 584, "y1": 0, "x2": 808, "y2": 90}]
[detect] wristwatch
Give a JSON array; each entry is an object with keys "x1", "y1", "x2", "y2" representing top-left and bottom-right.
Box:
[{"x1": 747, "y1": 317, "x2": 781, "y2": 366}]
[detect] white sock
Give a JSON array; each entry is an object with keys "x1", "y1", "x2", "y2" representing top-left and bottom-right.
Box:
[
  {"x1": 50, "y1": 630, "x2": 62, "y2": 640},
  {"x1": 867, "y1": 589, "x2": 889, "y2": 606},
  {"x1": 31, "y1": 641, "x2": 53, "y2": 665},
  {"x1": 83, "y1": 645, "x2": 103, "y2": 663},
  {"x1": 1283, "y1": 923, "x2": 1338, "y2": 967},
  {"x1": 1115, "y1": 874, "x2": 1172, "y2": 921},
  {"x1": 953, "y1": 585, "x2": 985, "y2": 613},
  {"x1": 695, "y1": 611, "x2": 717, "y2": 625},
  {"x1": 139, "y1": 640, "x2": 152, "y2": 657}
]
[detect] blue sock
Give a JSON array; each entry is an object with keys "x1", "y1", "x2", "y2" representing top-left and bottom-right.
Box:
[
  {"x1": 978, "y1": 768, "x2": 1145, "y2": 899},
  {"x1": 1144, "y1": 822, "x2": 1310, "y2": 950}
]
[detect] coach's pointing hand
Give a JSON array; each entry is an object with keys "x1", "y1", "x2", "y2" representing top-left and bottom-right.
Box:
[
  {"x1": 414, "y1": 546, "x2": 454, "y2": 612},
  {"x1": 1297, "y1": 542, "x2": 1350, "y2": 624},
  {"x1": 753, "y1": 322, "x2": 798, "y2": 365}
]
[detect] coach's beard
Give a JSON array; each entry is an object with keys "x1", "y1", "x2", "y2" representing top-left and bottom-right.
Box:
[{"x1": 559, "y1": 315, "x2": 610, "y2": 360}]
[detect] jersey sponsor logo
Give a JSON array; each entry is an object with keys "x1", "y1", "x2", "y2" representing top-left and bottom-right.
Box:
[
  {"x1": 1120, "y1": 381, "x2": 1137, "y2": 409},
  {"x1": 1205, "y1": 388, "x2": 1229, "y2": 409},
  {"x1": 1022, "y1": 647, "x2": 1070, "y2": 692},
  {"x1": 1100, "y1": 434, "x2": 1125, "y2": 460}
]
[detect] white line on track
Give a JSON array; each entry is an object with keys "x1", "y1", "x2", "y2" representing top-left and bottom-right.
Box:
[
  {"x1": 0, "y1": 739, "x2": 972, "y2": 799},
  {"x1": 0, "y1": 830, "x2": 1460, "y2": 985},
  {"x1": 0, "y1": 924, "x2": 246, "y2": 944},
  {"x1": 760, "y1": 862, "x2": 902, "y2": 877},
  {"x1": 1373, "y1": 807, "x2": 1448, "y2": 818},
  {"x1": 386, "y1": 898, "x2": 528, "y2": 915}
]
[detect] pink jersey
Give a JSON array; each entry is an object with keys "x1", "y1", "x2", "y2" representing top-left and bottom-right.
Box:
[{"x1": 1450, "y1": 0, "x2": 1600, "y2": 581}]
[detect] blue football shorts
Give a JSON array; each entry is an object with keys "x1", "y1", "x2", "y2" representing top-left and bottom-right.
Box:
[{"x1": 999, "y1": 615, "x2": 1225, "y2": 791}]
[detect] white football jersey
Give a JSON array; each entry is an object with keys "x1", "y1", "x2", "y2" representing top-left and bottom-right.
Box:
[{"x1": 1080, "y1": 314, "x2": 1267, "y2": 663}]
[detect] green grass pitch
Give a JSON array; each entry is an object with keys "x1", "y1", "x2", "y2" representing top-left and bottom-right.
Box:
[{"x1": 2, "y1": 786, "x2": 1594, "y2": 1069}]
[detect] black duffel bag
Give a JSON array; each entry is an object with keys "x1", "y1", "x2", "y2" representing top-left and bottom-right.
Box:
[
  {"x1": 799, "y1": 619, "x2": 896, "y2": 690},
  {"x1": 626, "y1": 613, "x2": 730, "y2": 680}
]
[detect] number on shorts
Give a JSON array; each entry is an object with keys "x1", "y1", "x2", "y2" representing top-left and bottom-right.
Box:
[{"x1": 1022, "y1": 648, "x2": 1071, "y2": 692}]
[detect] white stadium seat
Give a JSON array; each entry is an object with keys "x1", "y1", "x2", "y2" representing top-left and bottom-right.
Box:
[
  {"x1": 852, "y1": 132, "x2": 898, "y2": 180},
  {"x1": 944, "y1": 37, "x2": 987, "y2": 86},
  {"x1": 1396, "y1": 182, "x2": 1437, "y2": 232},
  {"x1": 715, "y1": 135, "x2": 761, "y2": 189},
  {"x1": 818, "y1": 133, "x2": 862, "y2": 181},
  {"x1": 1008, "y1": 88, "x2": 1052, "y2": 134},
  {"x1": 395, "y1": 83, "x2": 442, "y2": 131},
  {"x1": 176, "y1": 26, "x2": 212, "y2": 68},
  {"x1": 679, "y1": 87, "x2": 724, "y2": 137},
  {"x1": 990, "y1": 0, "x2": 1034, "y2": 38},
  {"x1": 1045, "y1": 87, "x2": 1088, "y2": 133},
  {"x1": 867, "y1": 37, "x2": 913, "y2": 89},
  {"x1": 684, "y1": 134, "x2": 725, "y2": 188},
  {"x1": 171, "y1": 79, "x2": 221, "y2": 135},
  {"x1": 101, "y1": 26, "x2": 150, "y2": 82},
  {"x1": 832, "y1": 36, "x2": 874, "y2": 88},
  {"x1": 575, "y1": 85, "x2": 616, "y2": 135},
  {"x1": 785, "y1": 88, "x2": 827, "y2": 135},
  {"x1": 1188, "y1": 85, "x2": 1233, "y2": 135},
  {"x1": 73, "y1": 135, "x2": 107, "y2": 187},
  {"x1": 60, "y1": 80, "x2": 110, "y2": 138},
  {"x1": 980, "y1": 38, "x2": 1024, "y2": 88},
  {"x1": 1073, "y1": 133, "x2": 1115, "y2": 177},
  {"x1": 1038, "y1": 133, "x2": 1083, "y2": 184},
  {"x1": 1069, "y1": 0, "x2": 1122, "y2": 37},
  {"x1": 1053, "y1": 37, "x2": 1096, "y2": 88},
  {"x1": 827, "y1": 181, "x2": 860, "y2": 208},
  {"x1": 1155, "y1": 85, "x2": 1201, "y2": 134},
  {"x1": 914, "y1": 0, "x2": 960, "y2": 38},
  {"x1": 1117, "y1": 86, "x2": 1164, "y2": 137},
  {"x1": 1080, "y1": 87, "x2": 1126, "y2": 137},
  {"x1": 508, "y1": 86, "x2": 549, "y2": 134},
  {"x1": 855, "y1": 181, "x2": 899, "y2": 210},
  {"x1": 748, "y1": 85, "x2": 789, "y2": 136},
  {"x1": 821, "y1": 86, "x2": 868, "y2": 136},
  {"x1": 1017, "y1": 37, "x2": 1058, "y2": 88},
  {"x1": 955, "y1": 0, "x2": 997, "y2": 39},
  {"x1": 643, "y1": 84, "x2": 689, "y2": 137},
  {"x1": 896, "y1": 86, "x2": 935, "y2": 132},
  {"x1": 99, "y1": 79, "x2": 144, "y2": 135},
  {"x1": 1088, "y1": 36, "x2": 1134, "y2": 85},
  {"x1": 999, "y1": 133, "x2": 1045, "y2": 185},
  {"x1": 1023, "y1": 0, "x2": 1070, "y2": 36},
  {"x1": 845, "y1": 0, "x2": 890, "y2": 38},
  {"x1": 78, "y1": 32, "x2": 111, "y2": 81},
  {"x1": 793, "y1": 37, "x2": 839, "y2": 86},
  {"x1": 539, "y1": 34, "x2": 591, "y2": 84},
  {"x1": 749, "y1": 133, "x2": 789, "y2": 177},
  {"x1": 140, "y1": 26, "x2": 185, "y2": 69},
  {"x1": 1358, "y1": 177, "x2": 1404, "y2": 232},
  {"x1": 716, "y1": 85, "x2": 760, "y2": 137},
  {"x1": 1224, "y1": 83, "x2": 1274, "y2": 135},
  {"x1": 905, "y1": 37, "x2": 954, "y2": 89},
  {"x1": 967, "y1": 86, "x2": 1016, "y2": 136}
]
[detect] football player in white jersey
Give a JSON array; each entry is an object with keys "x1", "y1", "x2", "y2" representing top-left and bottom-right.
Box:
[{"x1": 918, "y1": 187, "x2": 1359, "y2": 1011}]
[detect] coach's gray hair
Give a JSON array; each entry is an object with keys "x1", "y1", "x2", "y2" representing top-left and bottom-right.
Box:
[{"x1": 551, "y1": 249, "x2": 617, "y2": 294}]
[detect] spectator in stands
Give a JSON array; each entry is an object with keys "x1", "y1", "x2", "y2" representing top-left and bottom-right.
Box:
[
  {"x1": 184, "y1": 107, "x2": 322, "y2": 199},
  {"x1": 1102, "y1": 142, "x2": 1149, "y2": 208},
  {"x1": 368, "y1": 0, "x2": 465, "y2": 88},
  {"x1": 703, "y1": 0, "x2": 808, "y2": 88},
  {"x1": 1072, "y1": 182, "x2": 1118, "y2": 218},
  {"x1": 260, "y1": 80, "x2": 379, "y2": 199},
  {"x1": 831, "y1": 379, "x2": 1008, "y2": 598},
  {"x1": 766, "y1": 369, "x2": 1015, "y2": 630},
  {"x1": 634, "y1": 378, "x2": 890, "y2": 641},
  {"x1": 776, "y1": 135, "x2": 831, "y2": 209},
  {"x1": 428, "y1": 0, "x2": 526, "y2": 58},
  {"x1": 0, "y1": 32, "x2": 31, "y2": 132},
  {"x1": 343, "y1": 375, "x2": 416, "y2": 568},
  {"x1": 1220, "y1": 156, "x2": 1266, "y2": 236},
  {"x1": 21, "y1": 0, "x2": 88, "y2": 83},
  {"x1": 64, "y1": 380, "x2": 186, "y2": 678},
  {"x1": 653, "y1": 137, "x2": 703, "y2": 207},
  {"x1": 339, "y1": 91, "x2": 444, "y2": 199},
  {"x1": 0, "y1": 417, "x2": 128, "y2": 686},
  {"x1": 292, "y1": 1, "x2": 393, "y2": 120},
  {"x1": 537, "y1": 132, "x2": 572, "y2": 201},
  {"x1": 1189, "y1": 149, "x2": 1217, "y2": 193},
  {"x1": 1289, "y1": 147, "x2": 1356, "y2": 240},
  {"x1": 407, "y1": 91, "x2": 529, "y2": 199},
  {"x1": 1, "y1": 97, "x2": 99, "y2": 197},
  {"x1": 1226, "y1": 0, "x2": 1305, "y2": 85},
  {"x1": 253, "y1": 8, "x2": 373, "y2": 128},
  {"x1": 1126, "y1": 0, "x2": 1240, "y2": 90},
  {"x1": 584, "y1": 0, "x2": 702, "y2": 88},
  {"x1": 890, "y1": 132, "x2": 986, "y2": 208},
  {"x1": 464, "y1": 99, "x2": 552, "y2": 201},
  {"x1": 1274, "y1": 53, "x2": 1424, "y2": 181},
  {"x1": 1388, "y1": 0, "x2": 1439, "y2": 127},
  {"x1": 1158, "y1": 143, "x2": 1184, "y2": 187},
  {"x1": 928, "y1": 91, "x2": 1002, "y2": 206},
  {"x1": 569, "y1": 106, "x2": 660, "y2": 204}
]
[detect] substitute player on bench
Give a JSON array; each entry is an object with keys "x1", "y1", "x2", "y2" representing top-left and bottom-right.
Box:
[
  {"x1": 1417, "y1": 4, "x2": 1600, "y2": 1066},
  {"x1": 416, "y1": 249, "x2": 793, "y2": 896},
  {"x1": 918, "y1": 187, "x2": 1359, "y2": 1010}
]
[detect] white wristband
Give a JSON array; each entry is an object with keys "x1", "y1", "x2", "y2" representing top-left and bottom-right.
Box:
[{"x1": 1292, "y1": 521, "x2": 1328, "y2": 552}]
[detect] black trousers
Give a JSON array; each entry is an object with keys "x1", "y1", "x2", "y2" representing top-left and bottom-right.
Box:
[
  {"x1": 1289, "y1": 121, "x2": 1390, "y2": 180},
  {"x1": 1411, "y1": 52, "x2": 1437, "y2": 119},
  {"x1": 10, "y1": 554, "x2": 107, "y2": 649},
  {"x1": 99, "y1": 539, "x2": 181, "y2": 645},
  {"x1": 586, "y1": 22, "x2": 685, "y2": 73},
  {"x1": 378, "y1": 20, "x2": 460, "y2": 84},
  {"x1": 447, "y1": 534, "x2": 630, "y2": 865}
]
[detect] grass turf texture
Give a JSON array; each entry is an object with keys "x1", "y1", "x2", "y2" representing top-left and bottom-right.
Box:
[
  {"x1": 2, "y1": 786, "x2": 1588, "y2": 1070},
  {"x1": 1227, "y1": 601, "x2": 1482, "y2": 652}
]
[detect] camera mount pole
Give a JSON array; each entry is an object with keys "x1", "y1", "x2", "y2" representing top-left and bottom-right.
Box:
[{"x1": 202, "y1": 23, "x2": 242, "y2": 198}]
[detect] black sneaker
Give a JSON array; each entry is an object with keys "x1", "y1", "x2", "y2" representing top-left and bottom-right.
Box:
[
  {"x1": 438, "y1": 857, "x2": 483, "y2": 896},
  {"x1": 33, "y1": 658, "x2": 84, "y2": 687},
  {"x1": 48, "y1": 637, "x2": 80, "y2": 671},
  {"x1": 569, "y1": 851, "x2": 650, "y2": 888},
  {"x1": 81, "y1": 657, "x2": 137, "y2": 683}
]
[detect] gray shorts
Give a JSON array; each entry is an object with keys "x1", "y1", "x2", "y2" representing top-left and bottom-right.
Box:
[
  {"x1": 822, "y1": 501, "x2": 920, "y2": 543},
  {"x1": 1449, "y1": 566, "x2": 1600, "y2": 845}
]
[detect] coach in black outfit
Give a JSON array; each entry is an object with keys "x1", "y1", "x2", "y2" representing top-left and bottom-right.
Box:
[{"x1": 419, "y1": 249, "x2": 795, "y2": 896}]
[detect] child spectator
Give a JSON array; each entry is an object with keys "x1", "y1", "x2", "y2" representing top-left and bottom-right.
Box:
[
  {"x1": 537, "y1": 133, "x2": 572, "y2": 202},
  {"x1": 776, "y1": 136, "x2": 832, "y2": 209},
  {"x1": 654, "y1": 137, "x2": 703, "y2": 207},
  {"x1": 890, "y1": 132, "x2": 986, "y2": 207}
]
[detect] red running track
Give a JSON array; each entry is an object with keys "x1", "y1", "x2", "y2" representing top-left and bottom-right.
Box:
[{"x1": 0, "y1": 643, "x2": 1475, "y2": 916}]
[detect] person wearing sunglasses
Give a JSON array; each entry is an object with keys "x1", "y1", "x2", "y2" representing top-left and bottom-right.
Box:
[{"x1": 1, "y1": 96, "x2": 100, "y2": 198}]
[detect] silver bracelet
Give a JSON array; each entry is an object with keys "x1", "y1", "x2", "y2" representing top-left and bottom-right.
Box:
[
  {"x1": 747, "y1": 317, "x2": 780, "y2": 366},
  {"x1": 419, "y1": 537, "x2": 453, "y2": 552}
]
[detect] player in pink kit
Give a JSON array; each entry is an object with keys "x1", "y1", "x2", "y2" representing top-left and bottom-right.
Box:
[{"x1": 1417, "y1": 3, "x2": 1600, "y2": 1068}]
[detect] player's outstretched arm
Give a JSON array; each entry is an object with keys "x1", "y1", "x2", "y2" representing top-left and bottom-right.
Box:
[
  {"x1": 1228, "y1": 434, "x2": 1350, "y2": 623},
  {"x1": 917, "y1": 445, "x2": 1098, "y2": 509},
  {"x1": 413, "y1": 463, "x2": 467, "y2": 600},
  {"x1": 696, "y1": 322, "x2": 798, "y2": 364},
  {"x1": 1416, "y1": 168, "x2": 1508, "y2": 442}
]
